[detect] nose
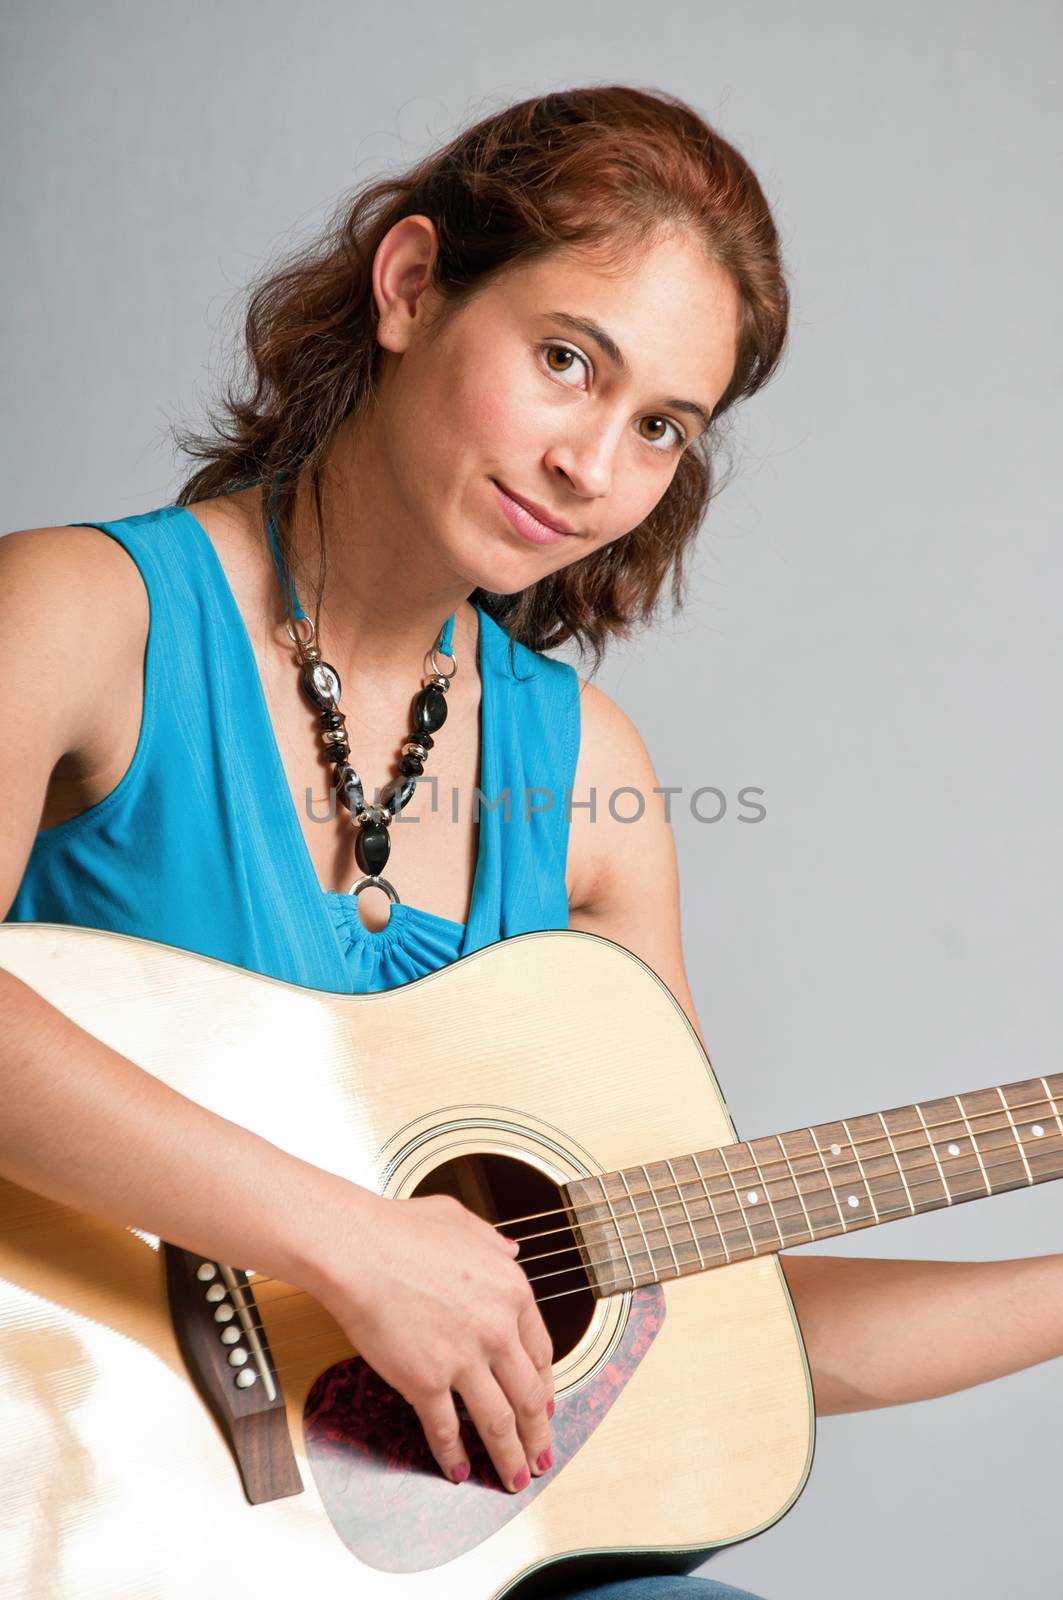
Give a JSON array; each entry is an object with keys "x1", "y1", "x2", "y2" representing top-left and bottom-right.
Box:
[{"x1": 543, "y1": 413, "x2": 624, "y2": 501}]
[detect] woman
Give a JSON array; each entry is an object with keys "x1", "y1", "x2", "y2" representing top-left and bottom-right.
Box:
[{"x1": 1, "y1": 86, "x2": 1059, "y2": 1600}]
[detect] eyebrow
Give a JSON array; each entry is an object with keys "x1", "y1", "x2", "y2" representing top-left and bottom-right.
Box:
[{"x1": 539, "y1": 310, "x2": 715, "y2": 433}]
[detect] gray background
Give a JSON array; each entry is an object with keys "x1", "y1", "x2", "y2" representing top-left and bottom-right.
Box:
[{"x1": 2, "y1": 2, "x2": 1060, "y2": 1595}]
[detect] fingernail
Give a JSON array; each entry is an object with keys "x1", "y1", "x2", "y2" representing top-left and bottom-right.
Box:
[
  {"x1": 546, "y1": 1399, "x2": 555, "y2": 1419},
  {"x1": 537, "y1": 1448, "x2": 553, "y2": 1473},
  {"x1": 512, "y1": 1466, "x2": 530, "y2": 1492},
  {"x1": 449, "y1": 1462, "x2": 470, "y2": 1484}
]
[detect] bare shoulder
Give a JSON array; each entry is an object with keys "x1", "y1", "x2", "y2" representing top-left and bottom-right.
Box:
[
  {"x1": 0, "y1": 521, "x2": 149, "y2": 621},
  {"x1": 0, "y1": 522, "x2": 149, "y2": 762},
  {"x1": 0, "y1": 522, "x2": 152, "y2": 914},
  {"x1": 568, "y1": 676, "x2": 668, "y2": 914},
  {"x1": 567, "y1": 674, "x2": 707, "y2": 1048}
]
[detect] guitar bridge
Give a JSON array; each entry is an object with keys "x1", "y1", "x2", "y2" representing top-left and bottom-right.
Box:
[{"x1": 163, "y1": 1244, "x2": 303, "y2": 1504}]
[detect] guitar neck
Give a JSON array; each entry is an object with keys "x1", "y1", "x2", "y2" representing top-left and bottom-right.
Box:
[{"x1": 566, "y1": 1072, "x2": 1063, "y2": 1296}]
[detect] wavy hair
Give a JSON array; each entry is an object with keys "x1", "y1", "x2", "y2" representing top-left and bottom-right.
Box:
[{"x1": 173, "y1": 85, "x2": 790, "y2": 669}]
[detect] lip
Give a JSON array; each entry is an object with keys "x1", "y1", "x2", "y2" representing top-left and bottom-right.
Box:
[{"x1": 491, "y1": 479, "x2": 578, "y2": 544}]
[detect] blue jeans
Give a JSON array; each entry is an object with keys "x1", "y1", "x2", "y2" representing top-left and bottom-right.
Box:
[{"x1": 557, "y1": 1580, "x2": 764, "y2": 1599}]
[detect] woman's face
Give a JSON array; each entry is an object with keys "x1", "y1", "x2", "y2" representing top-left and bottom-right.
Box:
[{"x1": 367, "y1": 222, "x2": 741, "y2": 595}]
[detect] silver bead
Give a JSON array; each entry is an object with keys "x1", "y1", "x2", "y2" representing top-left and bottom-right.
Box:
[{"x1": 431, "y1": 674, "x2": 451, "y2": 691}]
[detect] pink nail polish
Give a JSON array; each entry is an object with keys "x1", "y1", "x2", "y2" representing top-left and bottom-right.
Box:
[
  {"x1": 546, "y1": 1399, "x2": 555, "y2": 1419},
  {"x1": 537, "y1": 1448, "x2": 553, "y2": 1473},
  {"x1": 512, "y1": 1466, "x2": 530, "y2": 1492},
  {"x1": 450, "y1": 1462, "x2": 470, "y2": 1484}
]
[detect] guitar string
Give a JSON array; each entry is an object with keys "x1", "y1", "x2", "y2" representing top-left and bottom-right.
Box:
[
  {"x1": 216, "y1": 1142, "x2": 1062, "y2": 1376},
  {"x1": 254, "y1": 1143, "x2": 1063, "y2": 1375},
  {"x1": 238, "y1": 1089, "x2": 1061, "y2": 1293},
  {"x1": 248, "y1": 1122, "x2": 1060, "y2": 1304},
  {"x1": 480, "y1": 1087, "x2": 1063, "y2": 1237},
  {"x1": 62, "y1": 1102, "x2": 1054, "y2": 1312}
]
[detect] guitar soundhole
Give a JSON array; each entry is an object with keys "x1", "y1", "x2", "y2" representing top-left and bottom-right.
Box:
[{"x1": 410, "y1": 1153, "x2": 595, "y2": 1361}]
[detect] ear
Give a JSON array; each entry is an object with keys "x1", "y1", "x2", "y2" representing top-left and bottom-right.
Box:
[{"x1": 372, "y1": 215, "x2": 441, "y2": 355}]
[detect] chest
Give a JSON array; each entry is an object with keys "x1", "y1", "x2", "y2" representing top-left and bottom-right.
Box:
[
  {"x1": 260, "y1": 638, "x2": 487, "y2": 932},
  {"x1": 41, "y1": 524, "x2": 589, "y2": 932}
]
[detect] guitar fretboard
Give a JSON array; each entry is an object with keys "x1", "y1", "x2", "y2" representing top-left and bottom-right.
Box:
[{"x1": 565, "y1": 1073, "x2": 1063, "y2": 1296}]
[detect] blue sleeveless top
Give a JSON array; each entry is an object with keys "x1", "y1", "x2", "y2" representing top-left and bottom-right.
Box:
[{"x1": 5, "y1": 503, "x2": 581, "y2": 993}]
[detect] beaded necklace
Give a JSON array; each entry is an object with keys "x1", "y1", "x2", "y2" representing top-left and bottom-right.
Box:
[{"x1": 263, "y1": 487, "x2": 457, "y2": 908}]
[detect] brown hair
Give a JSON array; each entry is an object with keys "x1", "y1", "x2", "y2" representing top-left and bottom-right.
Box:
[{"x1": 173, "y1": 85, "x2": 790, "y2": 670}]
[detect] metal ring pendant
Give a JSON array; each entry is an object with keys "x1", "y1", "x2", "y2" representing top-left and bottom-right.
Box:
[
  {"x1": 347, "y1": 873, "x2": 401, "y2": 904},
  {"x1": 285, "y1": 615, "x2": 317, "y2": 652},
  {"x1": 428, "y1": 643, "x2": 458, "y2": 680}
]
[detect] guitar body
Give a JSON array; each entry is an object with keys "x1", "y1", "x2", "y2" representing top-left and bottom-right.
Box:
[{"x1": 0, "y1": 923, "x2": 813, "y2": 1598}]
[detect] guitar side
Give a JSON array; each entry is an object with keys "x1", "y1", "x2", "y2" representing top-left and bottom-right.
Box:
[{"x1": 0, "y1": 922, "x2": 815, "y2": 1598}]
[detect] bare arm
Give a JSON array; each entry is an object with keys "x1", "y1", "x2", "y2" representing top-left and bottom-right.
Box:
[
  {"x1": 780, "y1": 1251, "x2": 1063, "y2": 1413},
  {"x1": 568, "y1": 679, "x2": 1063, "y2": 1415}
]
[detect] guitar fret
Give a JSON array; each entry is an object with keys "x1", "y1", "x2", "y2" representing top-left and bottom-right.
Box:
[
  {"x1": 1041, "y1": 1076, "x2": 1063, "y2": 1143},
  {"x1": 664, "y1": 1157, "x2": 706, "y2": 1268},
  {"x1": 808, "y1": 1125, "x2": 848, "y2": 1231},
  {"x1": 616, "y1": 1169, "x2": 659, "y2": 1283},
  {"x1": 673, "y1": 1154, "x2": 727, "y2": 1265},
  {"x1": 692, "y1": 1153, "x2": 732, "y2": 1263},
  {"x1": 995, "y1": 1087, "x2": 1034, "y2": 1185},
  {"x1": 601, "y1": 1181, "x2": 639, "y2": 1292},
  {"x1": 746, "y1": 1142, "x2": 785, "y2": 1245},
  {"x1": 775, "y1": 1133, "x2": 817, "y2": 1243},
  {"x1": 747, "y1": 1132, "x2": 818, "y2": 1246},
  {"x1": 876, "y1": 1111, "x2": 916, "y2": 1215},
  {"x1": 641, "y1": 1164, "x2": 681, "y2": 1278},
  {"x1": 563, "y1": 1176, "x2": 628, "y2": 1296},
  {"x1": 953, "y1": 1094, "x2": 992, "y2": 1195},
  {"x1": 774, "y1": 1128, "x2": 845, "y2": 1237},
  {"x1": 716, "y1": 1147, "x2": 760, "y2": 1255},
  {"x1": 841, "y1": 1117, "x2": 880, "y2": 1223},
  {"x1": 913, "y1": 1103, "x2": 953, "y2": 1203}
]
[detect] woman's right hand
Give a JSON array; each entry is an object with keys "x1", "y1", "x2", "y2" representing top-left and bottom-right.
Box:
[{"x1": 314, "y1": 1188, "x2": 556, "y2": 1492}]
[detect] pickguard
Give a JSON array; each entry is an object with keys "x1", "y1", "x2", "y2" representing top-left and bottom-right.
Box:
[{"x1": 304, "y1": 1285, "x2": 666, "y2": 1572}]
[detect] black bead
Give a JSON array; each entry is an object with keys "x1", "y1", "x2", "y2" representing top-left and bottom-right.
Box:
[
  {"x1": 335, "y1": 765, "x2": 365, "y2": 813},
  {"x1": 408, "y1": 730, "x2": 433, "y2": 751},
  {"x1": 301, "y1": 659, "x2": 341, "y2": 711},
  {"x1": 319, "y1": 710, "x2": 344, "y2": 731},
  {"x1": 324, "y1": 743, "x2": 349, "y2": 764},
  {"x1": 399, "y1": 755, "x2": 424, "y2": 777},
  {"x1": 415, "y1": 684, "x2": 448, "y2": 733},
  {"x1": 380, "y1": 775, "x2": 417, "y2": 815},
  {"x1": 359, "y1": 822, "x2": 391, "y2": 875}
]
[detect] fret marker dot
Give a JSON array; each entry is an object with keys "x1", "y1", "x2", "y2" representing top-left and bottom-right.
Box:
[
  {"x1": 946, "y1": 1143, "x2": 961, "y2": 1156},
  {"x1": 746, "y1": 1190, "x2": 759, "y2": 1204},
  {"x1": 1032, "y1": 1125, "x2": 1045, "y2": 1137},
  {"x1": 830, "y1": 1143, "x2": 842, "y2": 1156},
  {"x1": 847, "y1": 1195, "x2": 859, "y2": 1208}
]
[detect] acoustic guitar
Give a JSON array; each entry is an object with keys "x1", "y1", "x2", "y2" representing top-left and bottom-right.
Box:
[{"x1": 1, "y1": 921, "x2": 1059, "y2": 1599}]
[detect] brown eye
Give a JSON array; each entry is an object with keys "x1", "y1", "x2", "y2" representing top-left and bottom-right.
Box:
[
  {"x1": 545, "y1": 345, "x2": 577, "y2": 373},
  {"x1": 540, "y1": 342, "x2": 589, "y2": 387},
  {"x1": 638, "y1": 415, "x2": 684, "y2": 451}
]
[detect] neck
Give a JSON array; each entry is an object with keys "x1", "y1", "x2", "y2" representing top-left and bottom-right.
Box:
[
  {"x1": 276, "y1": 417, "x2": 478, "y2": 679},
  {"x1": 566, "y1": 1072, "x2": 1063, "y2": 1297}
]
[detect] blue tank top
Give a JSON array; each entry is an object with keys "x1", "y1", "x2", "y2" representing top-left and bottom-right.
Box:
[{"x1": 5, "y1": 503, "x2": 581, "y2": 993}]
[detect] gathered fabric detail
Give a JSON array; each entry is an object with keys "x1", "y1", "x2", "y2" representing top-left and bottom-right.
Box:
[{"x1": 324, "y1": 896, "x2": 466, "y2": 988}]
